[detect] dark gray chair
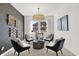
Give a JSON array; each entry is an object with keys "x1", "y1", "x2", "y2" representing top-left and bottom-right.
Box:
[
  {"x1": 25, "y1": 34, "x2": 33, "y2": 44},
  {"x1": 46, "y1": 38, "x2": 65, "y2": 56},
  {"x1": 11, "y1": 40, "x2": 30, "y2": 56},
  {"x1": 44, "y1": 34, "x2": 54, "y2": 42}
]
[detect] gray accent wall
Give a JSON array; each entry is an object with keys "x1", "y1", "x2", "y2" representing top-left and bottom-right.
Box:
[{"x1": 0, "y1": 3, "x2": 24, "y2": 55}]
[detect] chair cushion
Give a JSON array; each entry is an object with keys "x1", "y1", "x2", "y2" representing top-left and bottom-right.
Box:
[
  {"x1": 45, "y1": 38, "x2": 51, "y2": 40},
  {"x1": 46, "y1": 37, "x2": 63, "y2": 47},
  {"x1": 16, "y1": 38, "x2": 30, "y2": 48},
  {"x1": 16, "y1": 38, "x2": 24, "y2": 47},
  {"x1": 21, "y1": 40, "x2": 30, "y2": 47},
  {"x1": 46, "y1": 40, "x2": 56, "y2": 47},
  {"x1": 28, "y1": 38, "x2": 33, "y2": 41}
]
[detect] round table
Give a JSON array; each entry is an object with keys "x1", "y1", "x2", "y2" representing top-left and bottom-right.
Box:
[{"x1": 33, "y1": 41, "x2": 44, "y2": 49}]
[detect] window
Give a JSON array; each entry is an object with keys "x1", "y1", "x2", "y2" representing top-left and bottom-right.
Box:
[{"x1": 30, "y1": 20, "x2": 48, "y2": 34}]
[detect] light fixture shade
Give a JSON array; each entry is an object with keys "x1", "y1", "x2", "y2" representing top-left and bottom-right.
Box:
[
  {"x1": 33, "y1": 14, "x2": 45, "y2": 20},
  {"x1": 33, "y1": 8, "x2": 45, "y2": 20}
]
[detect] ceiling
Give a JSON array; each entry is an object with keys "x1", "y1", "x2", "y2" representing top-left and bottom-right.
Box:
[{"x1": 11, "y1": 3, "x2": 65, "y2": 16}]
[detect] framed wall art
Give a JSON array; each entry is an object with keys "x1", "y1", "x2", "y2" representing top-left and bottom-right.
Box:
[
  {"x1": 7, "y1": 14, "x2": 15, "y2": 26},
  {"x1": 61, "y1": 15, "x2": 69, "y2": 31},
  {"x1": 57, "y1": 15, "x2": 69, "y2": 31}
]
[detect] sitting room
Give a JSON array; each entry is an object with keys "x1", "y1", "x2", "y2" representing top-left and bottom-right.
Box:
[{"x1": 0, "y1": 3, "x2": 79, "y2": 56}]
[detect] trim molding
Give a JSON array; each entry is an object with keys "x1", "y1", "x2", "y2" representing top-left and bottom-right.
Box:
[{"x1": 1, "y1": 48, "x2": 13, "y2": 56}]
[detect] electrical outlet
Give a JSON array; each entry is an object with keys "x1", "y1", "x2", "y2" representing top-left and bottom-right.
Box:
[{"x1": 1, "y1": 46, "x2": 4, "y2": 51}]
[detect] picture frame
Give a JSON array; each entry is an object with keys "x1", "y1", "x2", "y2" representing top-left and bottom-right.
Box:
[
  {"x1": 7, "y1": 14, "x2": 17, "y2": 38},
  {"x1": 57, "y1": 15, "x2": 69, "y2": 31},
  {"x1": 7, "y1": 14, "x2": 15, "y2": 26},
  {"x1": 61, "y1": 15, "x2": 69, "y2": 31}
]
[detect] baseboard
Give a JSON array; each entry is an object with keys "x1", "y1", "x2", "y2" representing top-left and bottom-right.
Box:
[{"x1": 1, "y1": 48, "x2": 13, "y2": 56}]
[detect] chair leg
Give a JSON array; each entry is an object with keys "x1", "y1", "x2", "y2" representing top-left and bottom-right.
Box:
[
  {"x1": 46, "y1": 48, "x2": 48, "y2": 53},
  {"x1": 28, "y1": 42, "x2": 30, "y2": 44},
  {"x1": 60, "y1": 50, "x2": 63, "y2": 54},
  {"x1": 28, "y1": 49, "x2": 30, "y2": 54},
  {"x1": 56, "y1": 52, "x2": 58, "y2": 56},
  {"x1": 14, "y1": 51, "x2": 16, "y2": 55}
]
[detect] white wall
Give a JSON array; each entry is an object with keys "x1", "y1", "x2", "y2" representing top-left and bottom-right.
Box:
[
  {"x1": 24, "y1": 16, "x2": 31, "y2": 35},
  {"x1": 47, "y1": 16, "x2": 54, "y2": 34},
  {"x1": 24, "y1": 16, "x2": 54, "y2": 35},
  {"x1": 54, "y1": 4, "x2": 79, "y2": 56}
]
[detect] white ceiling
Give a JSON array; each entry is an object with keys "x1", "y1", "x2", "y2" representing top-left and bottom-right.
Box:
[{"x1": 11, "y1": 3, "x2": 65, "y2": 16}]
